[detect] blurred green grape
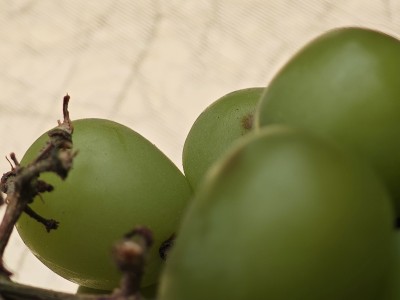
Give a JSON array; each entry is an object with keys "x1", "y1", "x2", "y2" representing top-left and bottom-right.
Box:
[{"x1": 159, "y1": 126, "x2": 395, "y2": 300}]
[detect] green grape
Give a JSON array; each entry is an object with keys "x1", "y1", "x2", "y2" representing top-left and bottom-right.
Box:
[
  {"x1": 256, "y1": 27, "x2": 400, "y2": 216},
  {"x1": 183, "y1": 87, "x2": 264, "y2": 189},
  {"x1": 380, "y1": 230, "x2": 400, "y2": 300},
  {"x1": 16, "y1": 118, "x2": 192, "y2": 290},
  {"x1": 159, "y1": 126, "x2": 395, "y2": 300}
]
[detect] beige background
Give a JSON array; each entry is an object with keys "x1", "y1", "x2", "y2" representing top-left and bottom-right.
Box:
[{"x1": 0, "y1": 0, "x2": 399, "y2": 293}]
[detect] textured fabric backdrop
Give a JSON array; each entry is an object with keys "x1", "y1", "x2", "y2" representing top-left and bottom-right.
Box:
[{"x1": 0, "y1": 0, "x2": 399, "y2": 293}]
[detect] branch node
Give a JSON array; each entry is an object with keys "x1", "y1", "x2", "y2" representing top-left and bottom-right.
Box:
[{"x1": 108, "y1": 226, "x2": 154, "y2": 300}]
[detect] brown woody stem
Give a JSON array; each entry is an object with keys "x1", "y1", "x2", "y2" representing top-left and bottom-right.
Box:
[
  {"x1": 108, "y1": 226, "x2": 153, "y2": 300},
  {"x1": 0, "y1": 95, "x2": 75, "y2": 278}
]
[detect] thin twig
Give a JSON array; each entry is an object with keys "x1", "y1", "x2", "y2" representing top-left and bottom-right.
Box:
[
  {"x1": 0, "y1": 95, "x2": 75, "y2": 278},
  {"x1": 0, "y1": 279, "x2": 98, "y2": 300},
  {"x1": 105, "y1": 226, "x2": 154, "y2": 300},
  {"x1": 0, "y1": 225, "x2": 154, "y2": 300}
]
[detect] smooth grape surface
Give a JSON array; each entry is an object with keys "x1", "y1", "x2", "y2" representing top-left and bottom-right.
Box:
[{"x1": 17, "y1": 118, "x2": 192, "y2": 290}]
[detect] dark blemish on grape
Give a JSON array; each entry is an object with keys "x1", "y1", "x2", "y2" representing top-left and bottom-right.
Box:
[
  {"x1": 159, "y1": 234, "x2": 175, "y2": 261},
  {"x1": 242, "y1": 112, "x2": 254, "y2": 131}
]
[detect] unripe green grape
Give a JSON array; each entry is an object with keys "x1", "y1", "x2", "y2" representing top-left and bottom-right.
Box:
[
  {"x1": 16, "y1": 118, "x2": 192, "y2": 290},
  {"x1": 183, "y1": 87, "x2": 264, "y2": 189},
  {"x1": 380, "y1": 231, "x2": 400, "y2": 300},
  {"x1": 256, "y1": 27, "x2": 400, "y2": 216},
  {"x1": 159, "y1": 126, "x2": 395, "y2": 300}
]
